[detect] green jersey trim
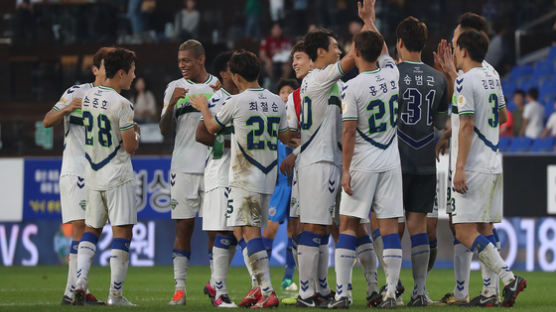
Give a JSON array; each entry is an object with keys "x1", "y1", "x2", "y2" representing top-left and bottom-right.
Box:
[
  {"x1": 99, "y1": 86, "x2": 116, "y2": 92},
  {"x1": 403, "y1": 61, "x2": 424, "y2": 65},
  {"x1": 246, "y1": 88, "x2": 264, "y2": 91},
  {"x1": 120, "y1": 124, "x2": 134, "y2": 131},
  {"x1": 362, "y1": 68, "x2": 381, "y2": 74}
]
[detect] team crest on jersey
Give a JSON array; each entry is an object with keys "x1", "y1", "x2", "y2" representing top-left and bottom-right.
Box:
[
  {"x1": 341, "y1": 101, "x2": 347, "y2": 113},
  {"x1": 79, "y1": 200, "x2": 87, "y2": 211},
  {"x1": 458, "y1": 95, "x2": 466, "y2": 106},
  {"x1": 170, "y1": 199, "x2": 178, "y2": 209},
  {"x1": 269, "y1": 206, "x2": 277, "y2": 217}
]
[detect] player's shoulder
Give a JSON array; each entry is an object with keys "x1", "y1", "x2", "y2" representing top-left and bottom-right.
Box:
[
  {"x1": 63, "y1": 82, "x2": 93, "y2": 96},
  {"x1": 482, "y1": 61, "x2": 501, "y2": 79},
  {"x1": 165, "y1": 78, "x2": 183, "y2": 91},
  {"x1": 206, "y1": 74, "x2": 220, "y2": 86}
]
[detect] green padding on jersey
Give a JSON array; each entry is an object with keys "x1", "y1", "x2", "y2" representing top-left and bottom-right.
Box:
[
  {"x1": 328, "y1": 84, "x2": 341, "y2": 108},
  {"x1": 73, "y1": 109, "x2": 82, "y2": 115},
  {"x1": 212, "y1": 135, "x2": 225, "y2": 159},
  {"x1": 175, "y1": 93, "x2": 213, "y2": 117},
  {"x1": 69, "y1": 115, "x2": 83, "y2": 125}
]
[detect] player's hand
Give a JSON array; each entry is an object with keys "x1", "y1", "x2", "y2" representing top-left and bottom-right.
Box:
[
  {"x1": 190, "y1": 94, "x2": 208, "y2": 112},
  {"x1": 209, "y1": 80, "x2": 222, "y2": 91},
  {"x1": 358, "y1": 0, "x2": 375, "y2": 23},
  {"x1": 170, "y1": 88, "x2": 188, "y2": 106},
  {"x1": 435, "y1": 136, "x2": 450, "y2": 161},
  {"x1": 342, "y1": 171, "x2": 353, "y2": 196},
  {"x1": 453, "y1": 169, "x2": 468, "y2": 194},
  {"x1": 64, "y1": 97, "x2": 82, "y2": 114},
  {"x1": 280, "y1": 153, "x2": 297, "y2": 176}
]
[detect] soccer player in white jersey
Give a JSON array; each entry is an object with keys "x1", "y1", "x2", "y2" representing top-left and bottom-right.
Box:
[
  {"x1": 294, "y1": 0, "x2": 375, "y2": 307},
  {"x1": 159, "y1": 40, "x2": 220, "y2": 306},
  {"x1": 450, "y1": 29, "x2": 526, "y2": 307},
  {"x1": 434, "y1": 13, "x2": 508, "y2": 306},
  {"x1": 195, "y1": 51, "x2": 240, "y2": 308},
  {"x1": 191, "y1": 50, "x2": 293, "y2": 309},
  {"x1": 331, "y1": 19, "x2": 404, "y2": 309},
  {"x1": 73, "y1": 48, "x2": 140, "y2": 306},
  {"x1": 42, "y1": 47, "x2": 111, "y2": 306}
]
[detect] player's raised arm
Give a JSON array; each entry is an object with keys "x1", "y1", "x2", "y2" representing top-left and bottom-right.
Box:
[
  {"x1": 43, "y1": 95, "x2": 82, "y2": 128},
  {"x1": 190, "y1": 94, "x2": 223, "y2": 134},
  {"x1": 358, "y1": 0, "x2": 387, "y2": 56}
]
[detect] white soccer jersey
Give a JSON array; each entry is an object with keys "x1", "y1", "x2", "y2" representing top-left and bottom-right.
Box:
[
  {"x1": 451, "y1": 67, "x2": 504, "y2": 174},
  {"x1": 162, "y1": 75, "x2": 219, "y2": 174},
  {"x1": 457, "y1": 61, "x2": 505, "y2": 107},
  {"x1": 203, "y1": 88, "x2": 233, "y2": 192},
  {"x1": 286, "y1": 92, "x2": 299, "y2": 131},
  {"x1": 298, "y1": 62, "x2": 345, "y2": 168},
  {"x1": 342, "y1": 55, "x2": 401, "y2": 172},
  {"x1": 82, "y1": 86, "x2": 135, "y2": 190},
  {"x1": 215, "y1": 88, "x2": 288, "y2": 194},
  {"x1": 53, "y1": 83, "x2": 94, "y2": 177}
]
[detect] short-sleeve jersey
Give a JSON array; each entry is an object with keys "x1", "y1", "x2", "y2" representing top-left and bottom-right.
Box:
[
  {"x1": 215, "y1": 88, "x2": 288, "y2": 194},
  {"x1": 53, "y1": 83, "x2": 94, "y2": 177},
  {"x1": 397, "y1": 61, "x2": 450, "y2": 175},
  {"x1": 450, "y1": 67, "x2": 504, "y2": 174},
  {"x1": 298, "y1": 62, "x2": 345, "y2": 168},
  {"x1": 162, "y1": 75, "x2": 219, "y2": 174},
  {"x1": 203, "y1": 88, "x2": 233, "y2": 192},
  {"x1": 286, "y1": 89, "x2": 301, "y2": 131},
  {"x1": 342, "y1": 55, "x2": 401, "y2": 172},
  {"x1": 82, "y1": 86, "x2": 136, "y2": 190}
]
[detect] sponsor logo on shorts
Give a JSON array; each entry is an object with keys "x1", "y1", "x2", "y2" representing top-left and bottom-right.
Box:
[{"x1": 170, "y1": 199, "x2": 178, "y2": 209}]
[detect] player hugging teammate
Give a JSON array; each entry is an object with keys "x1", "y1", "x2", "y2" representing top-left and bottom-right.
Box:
[{"x1": 45, "y1": 0, "x2": 528, "y2": 308}]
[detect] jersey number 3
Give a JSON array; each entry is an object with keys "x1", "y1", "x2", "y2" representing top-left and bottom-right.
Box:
[{"x1": 83, "y1": 111, "x2": 113, "y2": 147}]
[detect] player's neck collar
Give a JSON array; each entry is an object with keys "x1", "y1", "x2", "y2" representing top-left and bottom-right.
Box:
[
  {"x1": 186, "y1": 73, "x2": 212, "y2": 85},
  {"x1": 362, "y1": 68, "x2": 381, "y2": 74},
  {"x1": 246, "y1": 88, "x2": 264, "y2": 91},
  {"x1": 221, "y1": 88, "x2": 231, "y2": 96},
  {"x1": 99, "y1": 85, "x2": 116, "y2": 92},
  {"x1": 403, "y1": 60, "x2": 423, "y2": 65}
]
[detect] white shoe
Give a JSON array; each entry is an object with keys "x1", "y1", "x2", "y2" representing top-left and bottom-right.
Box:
[
  {"x1": 107, "y1": 294, "x2": 136, "y2": 306},
  {"x1": 214, "y1": 295, "x2": 238, "y2": 308},
  {"x1": 285, "y1": 282, "x2": 298, "y2": 291},
  {"x1": 396, "y1": 295, "x2": 404, "y2": 306}
]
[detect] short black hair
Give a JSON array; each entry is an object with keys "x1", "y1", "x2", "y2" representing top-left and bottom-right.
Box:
[
  {"x1": 277, "y1": 79, "x2": 299, "y2": 92},
  {"x1": 354, "y1": 30, "x2": 384, "y2": 63},
  {"x1": 304, "y1": 28, "x2": 335, "y2": 61},
  {"x1": 396, "y1": 16, "x2": 428, "y2": 52},
  {"x1": 229, "y1": 49, "x2": 260, "y2": 82},
  {"x1": 290, "y1": 40, "x2": 306, "y2": 59},
  {"x1": 104, "y1": 48, "x2": 136, "y2": 79},
  {"x1": 456, "y1": 30, "x2": 489, "y2": 63},
  {"x1": 513, "y1": 89, "x2": 525, "y2": 97},
  {"x1": 459, "y1": 12, "x2": 489, "y2": 33},
  {"x1": 528, "y1": 88, "x2": 539, "y2": 100},
  {"x1": 93, "y1": 47, "x2": 114, "y2": 69},
  {"x1": 212, "y1": 51, "x2": 233, "y2": 82},
  {"x1": 179, "y1": 39, "x2": 205, "y2": 58}
]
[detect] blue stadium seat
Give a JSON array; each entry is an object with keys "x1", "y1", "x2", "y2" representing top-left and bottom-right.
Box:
[
  {"x1": 545, "y1": 100, "x2": 555, "y2": 118},
  {"x1": 530, "y1": 137, "x2": 556, "y2": 153},
  {"x1": 508, "y1": 137, "x2": 533, "y2": 153},
  {"x1": 539, "y1": 79, "x2": 556, "y2": 104},
  {"x1": 498, "y1": 136, "x2": 512, "y2": 152},
  {"x1": 532, "y1": 60, "x2": 554, "y2": 77},
  {"x1": 547, "y1": 46, "x2": 556, "y2": 61}
]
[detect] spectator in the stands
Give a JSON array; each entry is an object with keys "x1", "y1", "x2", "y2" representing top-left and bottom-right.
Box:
[
  {"x1": 259, "y1": 23, "x2": 292, "y2": 80},
  {"x1": 512, "y1": 89, "x2": 526, "y2": 137},
  {"x1": 175, "y1": 0, "x2": 200, "y2": 41},
  {"x1": 500, "y1": 109, "x2": 513, "y2": 137},
  {"x1": 541, "y1": 99, "x2": 556, "y2": 139},
  {"x1": 128, "y1": 0, "x2": 145, "y2": 41},
  {"x1": 133, "y1": 77, "x2": 157, "y2": 123},
  {"x1": 520, "y1": 88, "x2": 545, "y2": 139},
  {"x1": 244, "y1": 0, "x2": 262, "y2": 39}
]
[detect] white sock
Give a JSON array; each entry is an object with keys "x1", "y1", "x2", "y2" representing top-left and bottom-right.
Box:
[
  {"x1": 109, "y1": 239, "x2": 130, "y2": 297},
  {"x1": 335, "y1": 234, "x2": 356, "y2": 299},
  {"x1": 474, "y1": 240, "x2": 515, "y2": 286},
  {"x1": 172, "y1": 249, "x2": 190, "y2": 292},
  {"x1": 64, "y1": 241, "x2": 79, "y2": 298},
  {"x1": 242, "y1": 245, "x2": 258, "y2": 288},
  {"x1": 356, "y1": 235, "x2": 378, "y2": 296},
  {"x1": 453, "y1": 239, "x2": 472, "y2": 299},
  {"x1": 317, "y1": 234, "x2": 331, "y2": 296},
  {"x1": 75, "y1": 234, "x2": 98, "y2": 291},
  {"x1": 209, "y1": 249, "x2": 214, "y2": 288},
  {"x1": 298, "y1": 231, "x2": 320, "y2": 299},
  {"x1": 410, "y1": 233, "x2": 430, "y2": 297},
  {"x1": 382, "y1": 234, "x2": 402, "y2": 299},
  {"x1": 372, "y1": 229, "x2": 385, "y2": 270},
  {"x1": 247, "y1": 238, "x2": 273, "y2": 296},
  {"x1": 212, "y1": 235, "x2": 236, "y2": 298}
]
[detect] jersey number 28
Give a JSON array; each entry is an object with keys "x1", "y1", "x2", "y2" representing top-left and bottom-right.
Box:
[{"x1": 83, "y1": 111, "x2": 112, "y2": 147}]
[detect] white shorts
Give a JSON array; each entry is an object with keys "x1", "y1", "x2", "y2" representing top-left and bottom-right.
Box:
[
  {"x1": 340, "y1": 168, "x2": 404, "y2": 220},
  {"x1": 298, "y1": 162, "x2": 340, "y2": 225},
  {"x1": 202, "y1": 187, "x2": 233, "y2": 231},
  {"x1": 452, "y1": 172, "x2": 503, "y2": 224},
  {"x1": 86, "y1": 181, "x2": 137, "y2": 229},
  {"x1": 289, "y1": 168, "x2": 300, "y2": 218},
  {"x1": 170, "y1": 172, "x2": 204, "y2": 219},
  {"x1": 226, "y1": 187, "x2": 270, "y2": 228},
  {"x1": 60, "y1": 174, "x2": 87, "y2": 223}
]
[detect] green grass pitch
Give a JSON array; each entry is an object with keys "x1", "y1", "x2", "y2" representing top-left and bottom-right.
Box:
[{"x1": 0, "y1": 266, "x2": 551, "y2": 311}]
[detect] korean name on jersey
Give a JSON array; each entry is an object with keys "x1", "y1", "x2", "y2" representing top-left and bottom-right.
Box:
[
  {"x1": 162, "y1": 75, "x2": 219, "y2": 174},
  {"x1": 298, "y1": 62, "x2": 345, "y2": 168},
  {"x1": 203, "y1": 88, "x2": 233, "y2": 192},
  {"x1": 341, "y1": 55, "x2": 401, "y2": 172},
  {"x1": 53, "y1": 83, "x2": 94, "y2": 177},
  {"x1": 214, "y1": 88, "x2": 288, "y2": 194},
  {"x1": 451, "y1": 66, "x2": 505, "y2": 174},
  {"x1": 82, "y1": 86, "x2": 136, "y2": 190}
]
